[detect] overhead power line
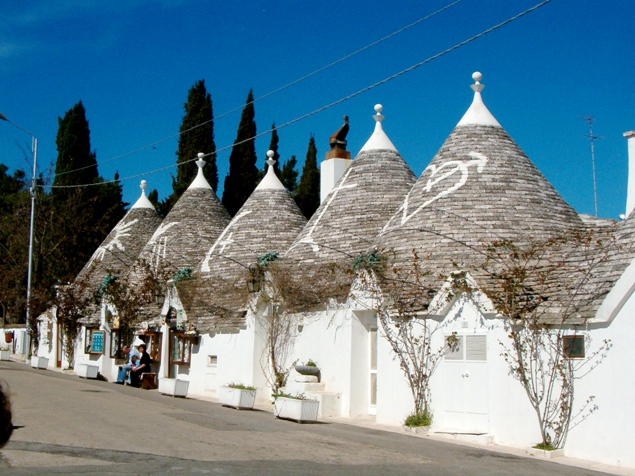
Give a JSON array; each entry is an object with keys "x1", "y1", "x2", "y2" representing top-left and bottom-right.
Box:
[
  {"x1": 47, "y1": 0, "x2": 463, "y2": 181},
  {"x1": 48, "y1": 0, "x2": 553, "y2": 190}
]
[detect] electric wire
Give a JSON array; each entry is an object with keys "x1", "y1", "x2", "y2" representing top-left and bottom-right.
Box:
[
  {"x1": 46, "y1": 0, "x2": 463, "y2": 181},
  {"x1": 47, "y1": 0, "x2": 552, "y2": 190}
]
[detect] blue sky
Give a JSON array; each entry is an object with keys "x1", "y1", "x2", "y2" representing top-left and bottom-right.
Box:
[{"x1": 1, "y1": 0, "x2": 633, "y2": 219}]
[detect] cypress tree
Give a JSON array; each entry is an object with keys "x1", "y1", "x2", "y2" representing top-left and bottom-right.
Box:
[
  {"x1": 295, "y1": 135, "x2": 320, "y2": 219},
  {"x1": 222, "y1": 89, "x2": 258, "y2": 216},
  {"x1": 50, "y1": 101, "x2": 126, "y2": 283},
  {"x1": 280, "y1": 155, "x2": 298, "y2": 194},
  {"x1": 162, "y1": 79, "x2": 217, "y2": 214}
]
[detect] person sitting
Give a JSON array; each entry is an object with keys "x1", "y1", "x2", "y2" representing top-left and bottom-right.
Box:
[
  {"x1": 126, "y1": 355, "x2": 139, "y2": 385},
  {"x1": 130, "y1": 343, "x2": 151, "y2": 388},
  {"x1": 115, "y1": 345, "x2": 141, "y2": 384}
]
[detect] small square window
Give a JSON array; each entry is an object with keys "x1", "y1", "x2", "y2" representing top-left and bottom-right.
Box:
[
  {"x1": 208, "y1": 355, "x2": 218, "y2": 367},
  {"x1": 563, "y1": 335, "x2": 585, "y2": 358}
]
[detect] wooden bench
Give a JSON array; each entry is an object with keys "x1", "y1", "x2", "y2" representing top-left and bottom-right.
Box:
[{"x1": 140, "y1": 372, "x2": 157, "y2": 390}]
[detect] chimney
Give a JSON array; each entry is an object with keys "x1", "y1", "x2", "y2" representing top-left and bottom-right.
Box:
[
  {"x1": 320, "y1": 116, "x2": 352, "y2": 202},
  {"x1": 625, "y1": 130, "x2": 635, "y2": 217}
]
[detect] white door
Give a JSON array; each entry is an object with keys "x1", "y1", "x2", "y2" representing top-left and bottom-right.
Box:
[
  {"x1": 369, "y1": 327, "x2": 377, "y2": 415},
  {"x1": 442, "y1": 334, "x2": 488, "y2": 433}
]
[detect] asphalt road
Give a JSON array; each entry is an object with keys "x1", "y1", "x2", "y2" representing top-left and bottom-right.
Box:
[{"x1": 0, "y1": 360, "x2": 617, "y2": 475}]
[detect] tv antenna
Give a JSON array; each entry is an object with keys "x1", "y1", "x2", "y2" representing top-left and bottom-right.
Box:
[{"x1": 581, "y1": 116, "x2": 602, "y2": 217}]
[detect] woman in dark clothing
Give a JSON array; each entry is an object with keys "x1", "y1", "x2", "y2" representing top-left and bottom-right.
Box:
[{"x1": 130, "y1": 343, "x2": 152, "y2": 388}]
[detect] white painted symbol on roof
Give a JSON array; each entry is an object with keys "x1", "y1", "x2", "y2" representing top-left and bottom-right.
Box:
[
  {"x1": 384, "y1": 152, "x2": 488, "y2": 230},
  {"x1": 200, "y1": 210, "x2": 252, "y2": 272},
  {"x1": 90, "y1": 218, "x2": 139, "y2": 264},
  {"x1": 286, "y1": 166, "x2": 357, "y2": 255}
]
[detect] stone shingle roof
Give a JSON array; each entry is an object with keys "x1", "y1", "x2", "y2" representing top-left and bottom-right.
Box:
[
  {"x1": 75, "y1": 182, "x2": 163, "y2": 324},
  {"x1": 127, "y1": 158, "x2": 231, "y2": 323},
  {"x1": 177, "y1": 159, "x2": 307, "y2": 332},
  {"x1": 378, "y1": 74, "x2": 583, "y2": 294},
  {"x1": 285, "y1": 106, "x2": 417, "y2": 265}
]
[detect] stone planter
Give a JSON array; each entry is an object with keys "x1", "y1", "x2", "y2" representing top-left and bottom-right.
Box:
[
  {"x1": 526, "y1": 447, "x2": 565, "y2": 459},
  {"x1": 75, "y1": 362, "x2": 99, "y2": 379},
  {"x1": 219, "y1": 386, "x2": 257, "y2": 410},
  {"x1": 294, "y1": 364, "x2": 321, "y2": 382},
  {"x1": 30, "y1": 356, "x2": 49, "y2": 369},
  {"x1": 274, "y1": 397, "x2": 320, "y2": 423},
  {"x1": 0, "y1": 350, "x2": 10, "y2": 361},
  {"x1": 158, "y1": 378, "x2": 189, "y2": 397},
  {"x1": 403, "y1": 425, "x2": 430, "y2": 435}
]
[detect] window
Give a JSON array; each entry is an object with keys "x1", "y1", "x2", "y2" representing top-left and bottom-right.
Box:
[
  {"x1": 144, "y1": 331, "x2": 162, "y2": 363},
  {"x1": 171, "y1": 332, "x2": 192, "y2": 365},
  {"x1": 563, "y1": 335, "x2": 585, "y2": 358},
  {"x1": 110, "y1": 330, "x2": 122, "y2": 359}
]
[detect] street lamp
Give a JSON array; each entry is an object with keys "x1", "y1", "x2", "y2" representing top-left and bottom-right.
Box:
[{"x1": 0, "y1": 112, "x2": 38, "y2": 359}]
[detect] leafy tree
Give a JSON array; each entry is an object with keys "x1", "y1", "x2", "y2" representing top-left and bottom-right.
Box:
[
  {"x1": 280, "y1": 155, "x2": 298, "y2": 194},
  {"x1": 222, "y1": 89, "x2": 258, "y2": 216},
  {"x1": 294, "y1": 135, "x2": 320, "y2": 218},
  {"x1": 162, "y1": 80, "x2": 217, "y2": 214}
]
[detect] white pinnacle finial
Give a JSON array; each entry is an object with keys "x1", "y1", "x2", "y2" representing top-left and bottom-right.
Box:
[
  {"x1": 196, "y1": 152, "x2": 205, "y2": 169},
  {"x1": 266, "y1": 149, "x2": 276, "y2": 167},
  {"x1": 373, "y1": 104, "x2": 385, "y2": 122},
  {"x1": 457, "y1": 71, "x2": 500, "y2": 127},
  {"x1": 470, "y1": 71, "x2": 485, "y2": 93},
  {"x1": 131, "y1": 179, "x2": 154, "y2": 209},
  {"x1": 187, "y1": 152, "x2": 212, "y2": 190}
]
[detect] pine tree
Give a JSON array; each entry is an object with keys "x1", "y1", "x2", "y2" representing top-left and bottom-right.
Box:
[
  {"x1": 222, "y1": 89, "x2": 258, "y2": 216},
  {"x1": 295, "y1": 135, "x2": 320, "y2": 218},
  {"x1": 280, "y1": 155, "x2": 298, "y2": 194},
  {"x1": 162, "y1": 80, "x2": 217, "y2": 214}
]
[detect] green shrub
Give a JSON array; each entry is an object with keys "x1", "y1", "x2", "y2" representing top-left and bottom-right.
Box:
[{"x1": 404, "y1": 410, "x2": 432, "y2": 428}]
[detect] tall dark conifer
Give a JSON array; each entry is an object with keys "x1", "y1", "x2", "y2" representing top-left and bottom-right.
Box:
[
  {"x1": 50, "y1": 101, "x2": 126, "y2": 284},
  {"x1": 222, "y1": 89, "x2": 258, "y2": 216},
  {"x1": 295, "y1": 135, "x2": 320, "y2": 218},
  {"x1": 161, "y1": 79, "x2": 217, "y2": 215},
  {"x1": 280, "y1": 155, "x2": 298, "y2": 194}
]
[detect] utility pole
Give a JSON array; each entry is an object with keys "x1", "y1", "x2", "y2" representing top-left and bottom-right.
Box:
[
  {"x1": 581, "y1": 116, "x2": 602, "y2": 217},
  {"x1": 0, "y1": 112, "x2": 37, "y2": 359}
]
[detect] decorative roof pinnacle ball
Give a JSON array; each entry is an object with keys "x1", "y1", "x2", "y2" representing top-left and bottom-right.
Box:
[
  {"x1": 373, "y1": 104, "x2": 385, "y2": 122},
  {"x1": 266, "y1": 149, "x2": 276, "y2": 167},
  {"x1": 140, "y1": 180, "x2": 147, "y2": 192},
  {"x1": 470, "y1": 71, "x2": 485, "y2": 93},
  {"x1": 196, "y1": 152, "x2": 206, "y2": 169}
]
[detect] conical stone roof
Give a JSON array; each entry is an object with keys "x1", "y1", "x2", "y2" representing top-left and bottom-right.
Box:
[
  {"x1": 177, "y1": 152, "x2": 307, "y2": 331},
  {"x1": 127, "y1": 155, "x2": 231, "y2": 322},
  {"x1": 285, "y1": 105, "x2": 417, "y2": 265},
  {"x1": 133, "y1": 155, "x2": 230, "y2": 275},
  {"x1": 75, "y1": 181, "x2": 163, "y2": 323},
  {"x1": 378, "y1": 72, "x2": 583, "y2": 282}
]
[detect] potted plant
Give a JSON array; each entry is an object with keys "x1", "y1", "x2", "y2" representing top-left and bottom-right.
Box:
[
  {"x1": 403, "y1": 411, "x2": 432, "y2": 435},
  {"x1": 273, "y1": 392, "x2": 320, "y2": 423},
  {"x1": 294, "y1": 359, "x2": 321, "y2": 382},
  {"x1": 219, "y1": 383, "x2": 258, "y2": 410},
  {"x1": 0, "y1": 343, "x2": 10, "y2": 361},
  {"x1": 158, "y1": 377, "x2": 189, "y2": 397}
]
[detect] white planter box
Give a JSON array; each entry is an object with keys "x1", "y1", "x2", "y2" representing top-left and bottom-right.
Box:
[
  {"x1": 30, "y1": 356, "x2": 49, "y2": 369},
  {"x1": 219, "y1": 386, "x2": 257, "y2": 410},
  {"x1": 274, "y1": 397, "x2": 319, "y2": 422},
  {"x1": 76, "y1": 362, "x2": 99, "y2": 379},
  {"x1": 0, "y1": 350, "x2": 10, "y2": 361},
  {"x1": 159, "y1": 378, "x2": 189, "y2": 397}
]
